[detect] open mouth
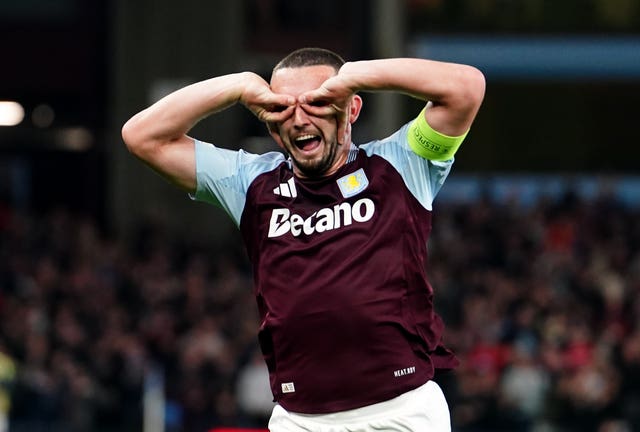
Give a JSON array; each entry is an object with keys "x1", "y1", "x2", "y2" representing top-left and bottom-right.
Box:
[{"x1": 293, "y1": 134, "x2": 321, "y2": 152}]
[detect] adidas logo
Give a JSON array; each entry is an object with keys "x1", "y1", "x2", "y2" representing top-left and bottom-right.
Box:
[{"x1": 273, "y1": 177, "x2": 297, "y2": 198}]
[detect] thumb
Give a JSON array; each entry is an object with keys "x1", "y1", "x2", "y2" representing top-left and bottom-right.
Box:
[
  {"x1": 298, "y1": 88, "x2": 327, "y2": 105},
  {"x1": 337, "y1": 112, "x2": 350, "y2": 145}
]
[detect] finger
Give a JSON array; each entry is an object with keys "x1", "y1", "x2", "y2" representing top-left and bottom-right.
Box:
[
  {"x1": 299, "y1": 101, "x2": 346, "y2": 119},
  {"x1": 267, "y1": 93, "x2": 296, "y2": 107},
  {"x1": 298, "y1": 88, "x2": 332, "y2": 106},
  {"x1": 336, "y1": 111, "x2": 349, "y2": 145},
  {"x1": 260, "y1": 94, "x2": 295, "y2": 113},
  {"x1": 260, "y1": 105, "x2": 295, "y2": 123}
]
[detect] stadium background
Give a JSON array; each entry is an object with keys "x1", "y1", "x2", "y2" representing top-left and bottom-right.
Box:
[{"x1": 0, "y1": 0, "x2": 639, "y2": 431}]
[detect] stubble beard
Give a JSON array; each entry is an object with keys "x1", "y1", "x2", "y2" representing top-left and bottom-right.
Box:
[{"x1": 291, "y1": 138, "x2": 340, "y2": 178}]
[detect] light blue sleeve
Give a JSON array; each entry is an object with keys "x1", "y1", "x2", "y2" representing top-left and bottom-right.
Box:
[
  {"x1": 360, "y1": 123, "x2": 454, "y2": 211},
  {"x1": 191, "y1": 139, "x2": 286, "y2": 226}
]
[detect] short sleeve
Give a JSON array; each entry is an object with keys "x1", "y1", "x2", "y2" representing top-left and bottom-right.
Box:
[
  {"x1": 191, "y1": 139, "x2": 285, "y2": 226},
  {"x1": 359, "y1": 123, "x2": 454, "y2": 211}
]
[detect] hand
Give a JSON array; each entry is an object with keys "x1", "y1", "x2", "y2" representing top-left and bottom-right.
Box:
[
  {"x1": 297, "y1": 75, "x2": 356, "y2": 145},
  {"x1": 239, "y1": 72, "x2": 296, "y2": 123}
]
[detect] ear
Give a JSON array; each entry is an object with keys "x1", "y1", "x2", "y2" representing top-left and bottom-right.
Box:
[{"x1": 348, "y1": 95, "x2": 363, "y2": 124}]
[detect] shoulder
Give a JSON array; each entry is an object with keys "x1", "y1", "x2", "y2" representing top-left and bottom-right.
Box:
[
  {"x1": 192, "y1": 140, "x2": 288, "y2": 221},
  {"x1": 194, "y1": 139, "x2": 286, "y2": 182},
  {"x1": 357, "y1": 123, "x2": 454, "y2": 210},
  {"x1": 359, "y1": 122, "x2": 428, "y2": 169}
]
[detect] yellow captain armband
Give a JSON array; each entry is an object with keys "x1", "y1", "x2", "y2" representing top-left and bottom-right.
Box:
[{"x1": 407, "y1": 108, "x2": 468, "y2": 161}]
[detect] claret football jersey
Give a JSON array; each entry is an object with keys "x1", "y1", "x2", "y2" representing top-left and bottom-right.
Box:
[{"x1": 192, "y1": 122, "x2": 458, "y2": 413}]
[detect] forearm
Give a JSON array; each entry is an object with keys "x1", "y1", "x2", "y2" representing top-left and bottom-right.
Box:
[
  {"x1": 122, "y1": 72, "x2": 248, "y2": 148},
  {"x1": 339, "y1": 59, "x2": 482, "y2": 103},
  {"x1": 120, "y1": 72, "x2": 256, "y2": 193},
  {"x1": 339, "y1": 58, "x2": 485, "y2": 135}
]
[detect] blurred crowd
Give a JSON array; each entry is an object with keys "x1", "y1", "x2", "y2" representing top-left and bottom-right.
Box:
[
  {"x1": 0, "y1": 187, "x2": 639, "y2": 432},
  {"x1": 430, "y1": 190, "x2": 640, "y2": 432},
  {"x1": 247, "y1": 0, "x2": 640, "y2": 35}
]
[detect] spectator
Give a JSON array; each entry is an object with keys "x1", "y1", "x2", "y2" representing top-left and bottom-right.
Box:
[{"x1": 0, "y1": 189, "x2": 638, "y2": 431}]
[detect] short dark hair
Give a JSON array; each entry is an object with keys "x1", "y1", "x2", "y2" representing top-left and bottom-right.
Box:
[{"x1": 272, "y1": 47, "x2": 345, "y2": 75}]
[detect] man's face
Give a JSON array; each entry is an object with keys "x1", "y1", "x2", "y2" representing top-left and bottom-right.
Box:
[{"x1": 269, "y1": 65, "x2": 346, "y2": 178}]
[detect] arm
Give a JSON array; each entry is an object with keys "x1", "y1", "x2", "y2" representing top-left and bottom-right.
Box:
[
  {"x1": 121, "y1": 72, "x2": 295, "y2": 193},
  {"x1": 300, "y1": 58, "x2": 485, "y2": 142}
]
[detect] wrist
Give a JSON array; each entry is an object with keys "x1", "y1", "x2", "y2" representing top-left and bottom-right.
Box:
[
  {"x1": 338, "y1": 60, "x2": 387, "y2": 93},
  {"x1": 236, "y1": 72, "x2": 264, "y2": 106},
  {"x1": 336, "y1": 61, "x2": 369, "y2": 93}
]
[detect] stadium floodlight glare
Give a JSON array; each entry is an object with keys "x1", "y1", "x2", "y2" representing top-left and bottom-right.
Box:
[
  {"x1": 0, "y1": 101, "x2": 25, "y2": 126},
  {"x1": 55, "y1": 127, "x2": 93, "y2": 151}
]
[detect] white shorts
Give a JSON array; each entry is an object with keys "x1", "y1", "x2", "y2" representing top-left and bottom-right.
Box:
[{"x1": 267, "y1": 380, "x2": 451, "y2": 432}]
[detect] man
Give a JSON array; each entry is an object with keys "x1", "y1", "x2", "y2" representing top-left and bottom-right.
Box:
[{"x1": 122, "y1": 47, "x2": 485, "y2": 431}]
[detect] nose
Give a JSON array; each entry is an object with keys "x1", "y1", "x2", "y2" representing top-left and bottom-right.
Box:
[{"x1": 292, "y1": 104, "x2": 310, "y2": 127}]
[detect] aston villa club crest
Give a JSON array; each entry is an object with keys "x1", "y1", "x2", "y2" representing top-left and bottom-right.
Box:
[{"x1": 337, "y1": 168, "x2": 369, "y2": 198}]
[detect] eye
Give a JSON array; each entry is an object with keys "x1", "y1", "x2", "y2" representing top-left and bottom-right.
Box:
[
  {"x1": 309, "y1": 100, "x2": 329, "y2": 107},
  {"x1": 270, "y1": 105, "x2": 287, "y2": 113}
]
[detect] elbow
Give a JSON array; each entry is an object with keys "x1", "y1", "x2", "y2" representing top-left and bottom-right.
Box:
[
  {"x1": 460, "y1": 65, "x2": 486, "y2": 110},
  {"x1": 440, "y1": 65, "x2": 486, "y2": 123},
  {"x1": 121, "y1": 118, "x2": 137, "y2": 154},
  {"x1": 121, "y1": 116, "x2": 149, "y2": 158}
]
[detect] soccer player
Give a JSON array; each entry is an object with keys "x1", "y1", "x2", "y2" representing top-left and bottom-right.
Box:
[{"x1": 122, "y1": 47, "x2": 485, "y2": 431}]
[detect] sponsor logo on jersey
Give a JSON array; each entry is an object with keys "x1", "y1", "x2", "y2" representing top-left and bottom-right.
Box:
[
  {"x1": 337, "y1": 168, "x2": 369, "y2": 198},
  {"x1": 393, "y1": 366, "x2": 416, "y2": 377},
  {"x1": 273, "y1": 177, "x2": 297, "y2": 198},
  {"x1": 281, "y1": 382, "x2": 296, "y2": 393},
  {"x1": 267, "y1": 198, "x2": 375, "y2": 238}
]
